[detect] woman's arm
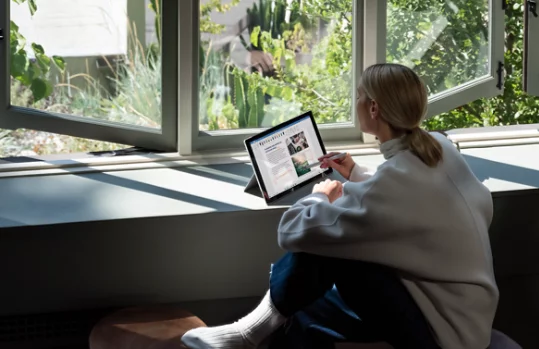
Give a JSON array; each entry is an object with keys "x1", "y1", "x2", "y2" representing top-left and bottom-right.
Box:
[
  {"x1": 349, "y1": 164, "x2": 373, "y2": 182},
  {"x1": 277, "y1": 180, "x2": 376, "y2": 253}
]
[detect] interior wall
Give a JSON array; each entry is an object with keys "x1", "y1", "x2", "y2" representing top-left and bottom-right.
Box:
[
  {"x1": 488, "y1": 191, "x2": 539, "y2": 348},
  {"x1": 0, "y1": 191, "x2": 537, "y2": 347}
]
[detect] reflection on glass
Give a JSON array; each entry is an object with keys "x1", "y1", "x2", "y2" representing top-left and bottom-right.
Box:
[
  {"x1": 10, "y1": 0, "x2": 162, "y2": 129},
  {"x1": 387, "y1": 0, "x2": 489, "y2": 96},
  {"x1": 199, "y1": 0, "x2": 354, "y2": 131}
]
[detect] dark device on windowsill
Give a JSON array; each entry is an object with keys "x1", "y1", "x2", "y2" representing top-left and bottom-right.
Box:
[{"x1": 243, "y1": 111, "x2": 332, "y2": 204}]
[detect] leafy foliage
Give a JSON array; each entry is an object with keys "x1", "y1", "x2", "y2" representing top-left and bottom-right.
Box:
[
  {"x1": 10, "y1": 0, "x2": 66, "y2": 102},
  {"x1": 200, "y1": 0, "x2": 353, "y2": 130},
  {"x1": 201, "y1": 0, "x2": 539, "y2": 132},
  {"x1": 200, "y1": 0, "x2": 241, "y2": 34},
  {"x1": 387, "y1": 0, "x2": 489, "y2": 96},
  {"x1": 424, "y1": 2, "x2": 539, "y2": 130}
]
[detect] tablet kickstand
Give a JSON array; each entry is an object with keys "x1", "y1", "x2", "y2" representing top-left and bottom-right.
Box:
[{"x1": 244, "y1": 174, "x2": 263, "y2": 198}]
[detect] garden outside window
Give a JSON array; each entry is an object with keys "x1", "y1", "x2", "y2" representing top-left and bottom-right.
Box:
[{"x1": 0, "y1": 0, "x2": 505, "y2": 158}]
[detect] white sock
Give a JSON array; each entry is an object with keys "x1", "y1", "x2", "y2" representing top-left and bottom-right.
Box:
[{"x1": 181, "y1": 291, "x2": 286, "y2": 349}]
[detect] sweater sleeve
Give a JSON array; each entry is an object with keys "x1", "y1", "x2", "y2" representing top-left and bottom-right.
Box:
[
  {"x1": 348, "y1": 163, "x2": 373, "y2": 182},
  {"x1": 277, "y1": 181, "x2": 374, "y2": 253}
]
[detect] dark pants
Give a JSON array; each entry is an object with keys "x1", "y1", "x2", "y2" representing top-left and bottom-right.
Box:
[{"x1": 267, "y1": 253, "x2": 441, "y2": 349}]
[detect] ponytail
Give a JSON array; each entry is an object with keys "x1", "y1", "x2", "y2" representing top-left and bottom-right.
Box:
[
  {"x1": 405, "y1": 128, "x2": 443, "y2": 167},
  {"x1": 360, "y1": 63, "x2": 442, "y2": 166}
]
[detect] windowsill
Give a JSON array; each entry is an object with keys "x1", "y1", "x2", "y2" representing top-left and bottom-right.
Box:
[
  {"x1": 1, "y1": 124, "x2": 539, "y2": 176},
  {"x1": 0, "y1": 141, "x2": 538, "y2": 228}
]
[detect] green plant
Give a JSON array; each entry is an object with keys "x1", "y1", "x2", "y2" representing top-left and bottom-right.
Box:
[
  {"x1": 199, "y1": 0, "x2": 353, "y2": 130},
  {"x1": 106, "y1": 45, "x2": 162, "y2": 128},
  {"x1": 244, "y1": 0, "x2": 314, "y2": 50},
  {"x1": 50, "y1": 28, "x2": 163, "y2": 128},
  {"x1": 10, "y1": 0, "x2": 66, "y2": 102},
  {"x1": 148, "y1": 0, "x2": 162, "y2": 47},
  {"x1": 200, "y1": 0, "x2": 241, "y2": 34}
]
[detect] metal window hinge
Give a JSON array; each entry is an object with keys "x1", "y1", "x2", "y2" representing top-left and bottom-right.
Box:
[
  {"x1": 528, "y1": 0, "x2": 538, "y2": 17},
  {"x1": 496, "y1": 61, "x2": 504, "y2": 90},
  {"x1": 0, "y1": 28, "x2": 4, "y2": 41}
]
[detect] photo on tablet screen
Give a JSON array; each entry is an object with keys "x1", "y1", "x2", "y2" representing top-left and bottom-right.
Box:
[
  {"x1": 286, "y1": 131, "x2": 309, "y2": 155},
  {"x1": 291, "y1": 153, "x2": 311, "y2": 177}
]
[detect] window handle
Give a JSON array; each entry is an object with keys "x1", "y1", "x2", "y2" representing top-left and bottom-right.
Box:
[
  {"x1": 0, "y1": 28, "x2": 3, "y2": 40},
  {"x1": 529, "y1": 0, "x2": 538, "y2": 18}
]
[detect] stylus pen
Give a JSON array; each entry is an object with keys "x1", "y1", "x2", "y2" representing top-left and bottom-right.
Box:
[{"x1": 308, "y1": 152, "x2": 347, "y2": 168}]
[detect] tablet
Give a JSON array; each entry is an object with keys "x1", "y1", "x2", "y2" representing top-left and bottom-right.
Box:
[{"x1": 244, "y1": 111, "x2": 332, "y2": 203}]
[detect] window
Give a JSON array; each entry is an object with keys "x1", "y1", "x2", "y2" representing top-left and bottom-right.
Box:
[
  {"x1": 188, "y1": 0, "x2": 362, "y2": 152},
  {"x1": 0, "y1": 0, "x2": 177, "y2": 154},
  {"x1": 198, "y1": 0, "x2": 354, "y2": 130},
  {"x1": 0, "y1": 0, "x2": 509, "y2": 158},
  {"x1": 386, "y1": 0, "x2": 504, "y2": 117},
  {"x1": 425, "y1": 1, "x2": 539, "y2": 131},
  {"x1": 189, "y1": 0, "x2": 505, "y2": 152}
]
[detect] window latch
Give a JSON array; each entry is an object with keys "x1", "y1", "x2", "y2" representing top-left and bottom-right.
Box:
[{"x1": 529, "y1": 0, "x2": 538, "y2": 17}]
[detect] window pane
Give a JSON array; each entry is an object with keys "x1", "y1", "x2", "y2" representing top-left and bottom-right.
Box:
[
  {"x1": 198, "y1": 0, "x2": 353, "y2": 131},
  {"x1": 387, "y1": 0, "x2": 489, "y2": 97},
  {"x1": 420, "y1": 3, "x2": 539, "y2": 131},
  {"x1": 10, "y1": 0, "x2": 162, "y2": 129}
]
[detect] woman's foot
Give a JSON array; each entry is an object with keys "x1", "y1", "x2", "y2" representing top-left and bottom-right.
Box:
[
  {"x1": 180, "y1": 324, "x2": 251, "y2": 349},
  {"x1": 181, "y1": 291, "x2": 285, "y2": 349}
]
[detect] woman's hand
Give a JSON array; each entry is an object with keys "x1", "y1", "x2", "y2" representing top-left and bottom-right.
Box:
[
  {"x1": 312, "y1": 179, "x2": 343, "y2": 203},
  {"x1": 319, "y1": 152, "x2": 356, "y2": 180}
]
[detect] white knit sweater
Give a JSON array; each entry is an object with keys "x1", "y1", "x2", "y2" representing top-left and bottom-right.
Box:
[{"x1": 278, "y1": 133, "x2": 499, "y2": 349}]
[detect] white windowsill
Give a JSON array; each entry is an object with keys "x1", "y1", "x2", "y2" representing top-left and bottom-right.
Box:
[
  {"x1": 0, "y1": 140, "x2": 538, "y2": 229},
  {"x1": 0, "y1": 141, "x2": 382, "y2": 178},
  {"x1": 1, "y1": 124, "x2": 539, "y2": 178}
]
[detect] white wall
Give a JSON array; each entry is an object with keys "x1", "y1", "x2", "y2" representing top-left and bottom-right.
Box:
[{"x1": 11, "y1": 0, "x2": 129, "y2": 57}]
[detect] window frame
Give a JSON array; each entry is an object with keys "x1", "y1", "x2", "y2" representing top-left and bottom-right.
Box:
[
  {"x1": 182, "y1": 0, "x2": 505, "y2": 154},
  {"x1": 425, "y1": 0, "x2": 505, "y2": 117},
  {"x1": 0, "y1": 0, "x2": 178, "y2": 151},
  {"x1": 524, "y1": 0, "x2": 539, "y2": 95},
  {"x1": 181, "y1": 0, "x2": 365, "y2": 155}
]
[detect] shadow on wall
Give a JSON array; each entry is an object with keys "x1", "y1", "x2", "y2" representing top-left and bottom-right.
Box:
[
  {"x1": 175, "y1": 164, "x2": 253, "y2": 187},
  {"x1": 79, "y1": 171, "x2": 247, "y2": 212},
  {"x1": 0, "y1": 174, "x2": 115, "y2": 226}
]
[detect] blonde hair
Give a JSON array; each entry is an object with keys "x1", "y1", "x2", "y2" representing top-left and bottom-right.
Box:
[{"x1": 360, "y1": 63, "x2": 443, "y2": 167}]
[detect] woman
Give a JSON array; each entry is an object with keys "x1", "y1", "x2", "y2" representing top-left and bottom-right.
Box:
[{"x1": 181, "y1": 63, "x2": 499, "y2": 349}]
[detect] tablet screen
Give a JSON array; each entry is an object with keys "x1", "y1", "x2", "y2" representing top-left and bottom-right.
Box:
[{"x1": 245, "y1": 112, "x2": 331, "y2": 201}]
